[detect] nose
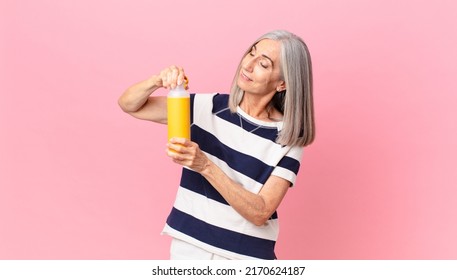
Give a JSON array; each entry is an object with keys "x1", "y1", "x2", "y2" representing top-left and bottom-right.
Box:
[{"x1": 243, "y1": 56, "x2": 256, "y2": 72}]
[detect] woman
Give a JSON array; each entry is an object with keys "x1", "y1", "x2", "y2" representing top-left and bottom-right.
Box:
[{"x1": 118, "y1": 30, "x2": 314, "y2": 260}]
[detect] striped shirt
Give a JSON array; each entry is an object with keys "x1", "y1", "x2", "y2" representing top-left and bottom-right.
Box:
[{"x1": 162, "y1": 93, "x2": 304, "y2": 259}]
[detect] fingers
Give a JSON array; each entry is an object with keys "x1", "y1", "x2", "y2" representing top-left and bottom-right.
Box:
[
  {"x1": 166, "y1": 148, "x2": 186, "y2": 161},
  {"x1": 166, "y1": 138, "x2": 191, "y2": 154},
  {"x1": 166, "y1": 138, "x2": 196, "y2": 157},
  {"x1": 166, "y1": 145, "x2": 190, "y2": 165},
  {"x1": 166, "y1": 139, "x2": 209, "y2": 173},
  {"x1": 169, "y1": 137, "x2": 190, "y2": 146},
  {"x1": 159, "y1": 65, "x2": 186, "y2": 90}
]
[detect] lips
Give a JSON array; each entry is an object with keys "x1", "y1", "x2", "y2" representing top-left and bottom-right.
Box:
[{"x1": 240, "y1": 71, "x2": 253, "y2": 82}]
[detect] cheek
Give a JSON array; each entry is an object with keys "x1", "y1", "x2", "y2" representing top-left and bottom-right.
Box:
[
  {"x1": 255, "y1": 70, "x2": 276, "y2": 86},
  {"x1": 253, "y1": 68, "x2": 269, "y2": 82}
]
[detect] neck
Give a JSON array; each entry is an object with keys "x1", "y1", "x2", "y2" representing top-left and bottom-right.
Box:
[{"x1": 239, "y1": 94, "x2": 273, "y2": 120}]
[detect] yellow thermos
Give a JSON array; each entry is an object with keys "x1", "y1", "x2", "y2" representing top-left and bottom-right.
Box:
[{"x1": 167, "y1": 83, "x2": 190, "y2": 141}]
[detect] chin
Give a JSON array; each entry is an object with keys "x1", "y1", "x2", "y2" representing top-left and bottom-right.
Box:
[
  {"x1": 238, "y1": 78, "x2": 255, "y2": 91},
  {"x1": 236, "y1": 79, "x2": 248, "y2": 92}
]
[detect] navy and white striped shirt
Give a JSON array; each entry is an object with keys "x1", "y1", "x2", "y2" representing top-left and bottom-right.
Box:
[{"x1": 162, "y1": 93, "x2": 303, "y2": 259}]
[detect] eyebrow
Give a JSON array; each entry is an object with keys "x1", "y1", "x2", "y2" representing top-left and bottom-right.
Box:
[{"x1": 252, "y1": 45, "x2": 275, "y2": 67}]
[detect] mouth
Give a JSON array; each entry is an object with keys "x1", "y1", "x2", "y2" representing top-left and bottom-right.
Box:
[{"x1": 240, "y1": 71, "x2": 253, "y2": 82}]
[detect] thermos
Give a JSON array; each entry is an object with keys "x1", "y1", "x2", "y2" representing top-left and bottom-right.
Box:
[{"x1": 167, "y1": 82, "x2": 190, "y2": 142}]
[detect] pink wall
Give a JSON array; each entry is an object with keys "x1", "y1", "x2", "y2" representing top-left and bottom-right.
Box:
[{"x1": 1, "y1": 0, "x2": 456, "y2": 259}]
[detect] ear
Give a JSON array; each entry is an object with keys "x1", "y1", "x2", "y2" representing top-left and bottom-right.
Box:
[{"x1": 276, "y1": 80, "x2": 286, "y2": 92}]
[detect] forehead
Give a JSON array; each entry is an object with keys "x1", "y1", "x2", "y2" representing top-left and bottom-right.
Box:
[{"x1": 253, "y1": 39, "x2": 281, "y2": 61}]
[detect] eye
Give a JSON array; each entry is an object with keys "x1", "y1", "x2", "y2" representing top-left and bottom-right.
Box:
[
  {"x1": 248, "y1": 46, "x2": 257, "y2": 56},
  {"x1": 259, "y1": 58, "x2": 271, "y2": 69}
]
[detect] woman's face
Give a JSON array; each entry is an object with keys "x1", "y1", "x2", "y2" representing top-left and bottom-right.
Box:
[{"x1": 237, "y1": 39, "x2": 285, "y2": 96}]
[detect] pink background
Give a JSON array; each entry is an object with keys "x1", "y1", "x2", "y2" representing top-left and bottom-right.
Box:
[{"x1": 1, "y1": 0, "x2": 456, "y2": 259}]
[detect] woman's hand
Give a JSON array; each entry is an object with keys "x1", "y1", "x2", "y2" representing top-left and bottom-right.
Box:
[
  {"x1": 154, "y1": 65, "x2": 188, "y2": 90},
  {"x1": 166, "y1": 138, "x2": 210, "y2": 173}
]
